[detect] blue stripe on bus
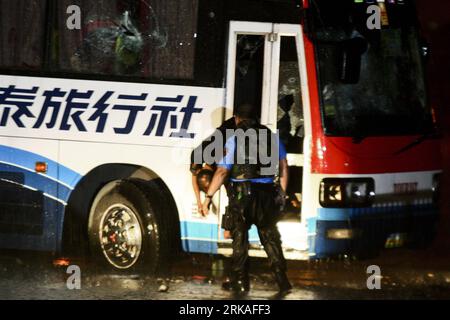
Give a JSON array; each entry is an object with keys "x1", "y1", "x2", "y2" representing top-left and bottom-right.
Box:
[
  {"x1": 0, "y1": 163, "x2": 72, "y2": 203},
  {"x1": 182, "y1": 239, "x2": 218, "y2": 254},
  {"x1": 307, "y1": 217, "x2": 317, "y2": 256},
  {"x1": 0, "y1": 145, "x2": 82, "y2": 189},
  {"x1": 180, "y1": 221, "x2": 218, "y2": 253},
  {"x1": 180, "y1": 221, "x2": 261, "y2": 254},
  {"x1": 180, "y1": 221, "x2": 218, "y2": 240},
  {"x1": 316, "y1": 204, "x2": 436, "y2": 222},
  {"x1": 317, "y1": 208, "x2": 351, "y2": 221}
]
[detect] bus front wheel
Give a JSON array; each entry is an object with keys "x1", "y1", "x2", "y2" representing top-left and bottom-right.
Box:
[{"x1": 88, "y1": 179, "x2": 170, "y2": 273}]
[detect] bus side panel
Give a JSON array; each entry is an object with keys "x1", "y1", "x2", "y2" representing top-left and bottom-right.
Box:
[
  {"x1": 0, "y1": 75, "x2": 226, "y2": 254},
  {"x1": 0, "y1": 138, "x2": 81, "y2": 252}
]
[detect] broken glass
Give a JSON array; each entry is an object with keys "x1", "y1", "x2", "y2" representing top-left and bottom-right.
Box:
[{"x1": 56, "y1": 0, "x2": 198, "y2": 79}]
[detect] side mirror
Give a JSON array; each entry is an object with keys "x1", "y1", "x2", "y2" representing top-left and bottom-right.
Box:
[{"x1": 339, "y1": 36, "x2": 368, "y2": 84}]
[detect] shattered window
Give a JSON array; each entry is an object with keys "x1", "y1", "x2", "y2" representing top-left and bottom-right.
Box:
[
  {"x1": 277, "y1": 36, "x2": 303, "y2": 154},
  {"x1": 55, "y1": 0, "x2": 198, "y2": 80},
  {"x1": 0, "y1": 0, "x2": 47, "y2": 70},
  {"x1": 311, "y1": 0, "x2": 433, "y2": 137},
  {"x1": 317, "y1": 27, "x2": 431, "y2": 137}
]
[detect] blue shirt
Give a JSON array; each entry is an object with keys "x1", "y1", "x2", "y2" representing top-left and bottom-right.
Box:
[{"x1": 218, "y1": 134, "x2": 287, "y2": 184}]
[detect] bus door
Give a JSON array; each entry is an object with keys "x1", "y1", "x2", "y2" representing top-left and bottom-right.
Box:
[{"x1": 217, "y1": 22, "x2": 310, "y2": 259}]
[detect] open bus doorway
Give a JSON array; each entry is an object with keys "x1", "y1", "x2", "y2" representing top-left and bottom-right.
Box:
[
  {"x1": 233, "y1": 32, "x2": 304, "y2": 223},
  {"x1": 219, "y1": 21, "x2": 308, "y2": 258}
]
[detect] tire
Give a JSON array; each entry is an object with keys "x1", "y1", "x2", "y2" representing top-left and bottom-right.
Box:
[
  {"x1": 88, "y1": 179, "x2": 171, "y2": 274},
  {"x1": 129, "y1": 178, "x2": 181, "y2": 261}
]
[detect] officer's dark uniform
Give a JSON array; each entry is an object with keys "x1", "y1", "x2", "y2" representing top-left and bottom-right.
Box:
[{"x1": 218, "y1": 119, "x2": 292, "y2": 294}]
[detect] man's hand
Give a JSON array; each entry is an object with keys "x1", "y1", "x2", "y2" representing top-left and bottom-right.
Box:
[
  {"x1": 197, "y1": 200, "x2": 204, "y2": 216},
  {"x1": 275, "y1": 187, "x2": 288, "y2": 212},
  {"x1": 202, "y1": 167, "x2": 229, "y2": 217},
  {"x1": 201, "y1": 198, "x2": 211, "y2": 217}
]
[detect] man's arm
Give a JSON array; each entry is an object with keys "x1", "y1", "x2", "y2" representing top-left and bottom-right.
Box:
[
  {"x1": 201, "y1": 133, "x2": 235, "y2": 216},
  {"x1": 277, "y1": 137, "x2": 289, "y2": 192},
  {"x1": 207, "y1": 167, "x2": 229, "y2": 197},
  {"x1": 201, "y1": 167, "x2": 229, "y2": 216},
  {"x1": 191, "y1": 174, "x2": 202, "y2": 209},
  {"x1": 279, "y1": 158, "x2": 289, "y2": 192}
]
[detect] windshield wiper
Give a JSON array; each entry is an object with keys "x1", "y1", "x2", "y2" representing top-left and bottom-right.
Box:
[{"x1": 394, "y1": 131, "x2": 441, "y2": 156}]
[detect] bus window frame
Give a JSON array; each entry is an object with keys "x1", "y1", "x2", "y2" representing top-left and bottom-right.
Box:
[
  {"x1": 0, "y1": 0, "x2": 226, "y2": 88},
  {"x1": 0, "y1": 0, "x2": 302, "y2": 89}
]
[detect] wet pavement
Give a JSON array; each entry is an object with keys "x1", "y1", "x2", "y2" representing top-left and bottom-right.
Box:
[{"x1": 1, "y1": 248, "x2": 450, "y2": 300}]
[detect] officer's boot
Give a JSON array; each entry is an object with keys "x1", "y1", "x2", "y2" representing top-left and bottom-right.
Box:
[{"x1": 273, "y1": 268, "x2": 292, "y2": 295}]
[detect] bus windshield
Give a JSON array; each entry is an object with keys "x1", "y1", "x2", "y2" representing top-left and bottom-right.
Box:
[{"x1": 310, "y1": 0, "x2": 434, "y2": 138}]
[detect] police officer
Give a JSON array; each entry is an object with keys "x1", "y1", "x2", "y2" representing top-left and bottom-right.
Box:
[{"x1": 202, "y1": 104, "x2": 292, "y2": 295}]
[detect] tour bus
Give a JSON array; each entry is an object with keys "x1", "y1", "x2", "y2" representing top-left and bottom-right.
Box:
[{"x1": 0, "y1": 0, "x2": 441, "y2": 271}]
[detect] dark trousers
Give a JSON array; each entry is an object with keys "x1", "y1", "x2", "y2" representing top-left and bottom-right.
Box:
[{"x1": 228, "y1": 182, "x2": 287, "y2": 281}]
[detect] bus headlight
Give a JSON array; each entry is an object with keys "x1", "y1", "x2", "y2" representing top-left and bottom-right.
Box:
[
  {"x1": 327, "y1": 228, "x2": 355, "y2": 240},
  {"x1": 320, "y1": 178, "x2": 375, "y2": 208}
]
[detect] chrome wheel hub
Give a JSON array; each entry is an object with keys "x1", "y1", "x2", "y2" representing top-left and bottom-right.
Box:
[{"x1": 99, "y1": 204, "x2": 143, "y2": 269}]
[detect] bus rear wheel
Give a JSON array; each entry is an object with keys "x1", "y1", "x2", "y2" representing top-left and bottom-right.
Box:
[{"x1": 88, "y1": 179, "x2": 169, "y2": 273}]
